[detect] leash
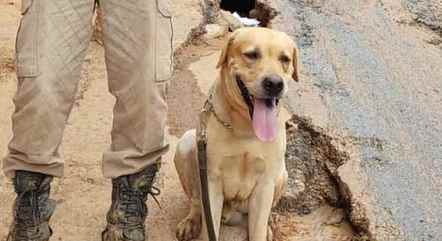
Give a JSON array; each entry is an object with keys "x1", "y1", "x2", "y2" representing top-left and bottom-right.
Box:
[{"x1": 197, "y1": 99, "x2": 218, "y2": 241}]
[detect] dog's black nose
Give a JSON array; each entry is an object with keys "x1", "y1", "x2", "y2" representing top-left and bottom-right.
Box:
[{"x1": 262, "y1": 75, "x2": 284, "y2": 96}]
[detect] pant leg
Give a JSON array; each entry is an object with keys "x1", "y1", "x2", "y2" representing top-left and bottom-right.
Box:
[
  {"x1": 2, "y1": 0, "x2": 95, "y2": 178},
  {"x1": 100, "y1": 0, "x2": 173, "y2": 178}
]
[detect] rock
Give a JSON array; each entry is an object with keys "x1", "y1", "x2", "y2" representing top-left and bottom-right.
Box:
[
  {"x1": 204, "y1": 24, "x2": 228, "y2": 39},
  {"x1": 203, "y1": 0, "x2": 221, "y2": 24},
  {"x1": 220, "y1": 10, "x2": 244, "y2": 31},
  {"x1": 404, "y1": 0, "x2": 442, "y2": 34},
  {"x1": 171, "y1": 0, "x2": 204, "y2": 49}
]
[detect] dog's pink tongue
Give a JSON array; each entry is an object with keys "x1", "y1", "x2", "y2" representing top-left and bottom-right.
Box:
[{"x1": 252, "y1": 98, "x2": 278, "y2": 142}]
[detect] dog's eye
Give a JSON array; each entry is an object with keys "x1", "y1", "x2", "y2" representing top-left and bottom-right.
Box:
[
  {"x1": 279, "y1": 55, "x2": 291, "y2": 64},
  {"x1": 243, "y1": 51, "x2": 260, "y2": 60}
]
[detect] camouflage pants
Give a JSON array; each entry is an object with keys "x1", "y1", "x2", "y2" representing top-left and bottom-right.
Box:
[{"x1": 3, "y1": 0, "x2": 173, "y2": 178}]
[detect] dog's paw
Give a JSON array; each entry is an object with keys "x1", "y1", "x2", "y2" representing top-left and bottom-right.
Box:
[{"x1": 176, "y1": 215, "x2": 202, "y2": 241}]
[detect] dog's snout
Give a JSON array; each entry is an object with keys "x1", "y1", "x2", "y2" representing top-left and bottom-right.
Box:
[{"x1": 262, "y1": 75, "x2": 284, "y2": 96}]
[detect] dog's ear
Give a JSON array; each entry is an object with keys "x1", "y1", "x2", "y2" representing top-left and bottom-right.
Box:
[
  {"x1": 292, "y1": 45, "x2": 301, "y2": 82},
  {"x1": 216, "y1": 32, "x2": 237, "y2": 69}
]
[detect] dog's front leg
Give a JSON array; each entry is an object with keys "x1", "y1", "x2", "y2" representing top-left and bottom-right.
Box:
[
  {"x1": 201, "y1": 179, "x2": 224, "y2": 241},
  {"x1": 248, "y1": 181, "x2": 275, "y2": 241}
]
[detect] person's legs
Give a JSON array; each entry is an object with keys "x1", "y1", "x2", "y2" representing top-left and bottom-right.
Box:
[
  {"x1": 101, "y1": 0, "x2": 172, "y2": 178},
  {"x1": 4, "y1": 0, "x2": 95, "y2": 240},
  {"x1": 100, "y1": 0, "x2": 173, "y2": 240},
  {"x1": 3, "y1": 0, "x2": 95, "y2": 178}
]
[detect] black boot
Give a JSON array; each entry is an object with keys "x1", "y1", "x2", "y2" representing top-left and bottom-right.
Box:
[
  {"x1": 7, "y1": 171, "x2": 56, "y2": 241},
  {"x1": 102, "y1": 163, "x2": 161, "y2": 241}
]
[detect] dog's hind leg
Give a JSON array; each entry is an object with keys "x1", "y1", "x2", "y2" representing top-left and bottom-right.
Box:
[
  {"x1": 174, "y1": 130, "x2": 199, "y2": 198},
  {"x1": 175, "y1": 130, "x2": 203, "y2": 241},
  {"x1": 273, "y1": 169, "x2": 288, "y2": 207}
]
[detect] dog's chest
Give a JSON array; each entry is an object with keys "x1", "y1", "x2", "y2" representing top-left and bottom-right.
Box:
[
  {"x1": 218, "y1": 150, "x2": 265, "y2": 201},
  {"x1": 206, "y1": 130, "x2": 284, "y2": 201}
]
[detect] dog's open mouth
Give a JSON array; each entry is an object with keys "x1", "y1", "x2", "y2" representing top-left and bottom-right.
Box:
[
  {"x1": 252, "y1": 97, "x2": 279, "y2": 142},
  {"x1": 236, "y1": 76, "x2": 280, "y2": 142}
]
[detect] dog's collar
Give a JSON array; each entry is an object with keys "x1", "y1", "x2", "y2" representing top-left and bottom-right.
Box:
[
  {"x1": 235, "y1": 76, "x2": 254, "y2": 119},
  {"x1": 205, "y1": 94, "x2": 233, "y2": 130},
  {"x1": 205, "y1": 76, "x2": 253, "y2": 130},
  {"x1": 205, "y1": 77, "x2": 269, "y2": 130}
]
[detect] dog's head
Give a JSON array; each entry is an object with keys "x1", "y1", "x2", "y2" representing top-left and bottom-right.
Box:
[{"x1": 217, "y1": 27, "x2": 300, "y2": 141}]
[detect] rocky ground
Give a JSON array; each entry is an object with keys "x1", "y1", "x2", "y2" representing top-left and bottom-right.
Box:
[
  {"x1": 269, "y1": 0, "x2": 441, "y2": 240},
  {"x1": 1, "y1": 0, "x2": 441, "y2": 241}
]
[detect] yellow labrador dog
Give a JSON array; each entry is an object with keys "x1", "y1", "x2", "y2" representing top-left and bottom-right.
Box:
[{"x1": 174, "y1": 27, "x2": 300, "y2": 241}]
